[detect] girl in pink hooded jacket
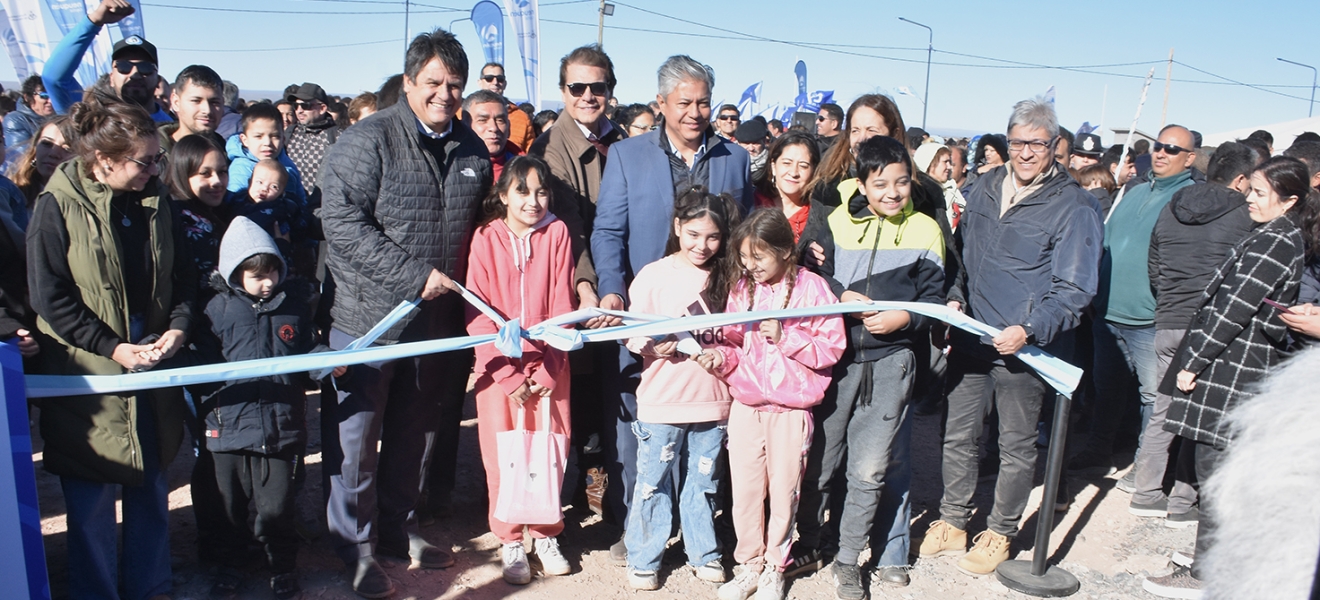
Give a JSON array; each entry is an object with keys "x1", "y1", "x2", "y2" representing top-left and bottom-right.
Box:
[
  {"x1": 696, "y1": 208, "x2": 846, "y2": 600},
  {"x1": 465, "y1": 157, "x2": 575, "y2": 585}
]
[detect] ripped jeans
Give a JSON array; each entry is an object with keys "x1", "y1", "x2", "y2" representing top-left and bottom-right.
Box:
[{"x1": 624, "y1": 420, "x2": 727, "y2": 573}]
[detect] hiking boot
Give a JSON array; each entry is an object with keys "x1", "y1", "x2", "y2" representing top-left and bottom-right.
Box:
[
  {"x1": 270, "y1": 573, "x2": 301, "y2": 600},
  {"x1": 1129, "y1": 497, "x2": 1169, "y2": 518},
  {"x1": 585, "y1": 467, "x2": 607, "y2": 516},
  {"x1": 1115, "y1": 469, "x2": 1136, "y2": 493},
  {"x1": 1171, "y1": 549, "x2": 1196, "y2": 568},
  {"x1": 783, "y1": 544, "x2": 825, "y2": 577},
  {"x1": 1142, "y1": 565, "x2": 1203, "y2": 599},
  {"x1": 502, "y1": 542, "x2": 532, "y2": 585},
  {"x1": 352, "y1": 557, "x2": 395, "y2": 599},
  {"x1": 875, "y1": 565, "x2": 910, "y2": 586},
  {"x1": 609, "y1": 535, "x2": 628, "y2": 566},
  {"x1": 693, "y1": 560, "x2": 727, "y2": 583},
  {"x1": 533, "y1": 536, "x2": 572, "y2": 576},
  {"x1": 628, "y1": 569, "x2": 660, "y2": 591},
  {"x1": 1166, "y1": 508, "x2": 1200, "y2": 529},
  {"x1": 754, "y1": 565, "x2": 784, "y2": 600},
  {"x1": 918, "y1": 520, "x2": 967, "y2": 558},
  {"x1": 830, "y1": 562, "x2": 864, "y2": 600},
  {"x1": 956, "y1": 530, "x2": 1011, "y2": 576},
  {"x1": 717, "y1": 565, "x2": 760, "y2": 600}
]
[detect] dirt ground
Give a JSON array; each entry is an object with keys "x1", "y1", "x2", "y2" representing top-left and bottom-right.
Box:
[{"x1": 33, "y1": 387, "x2": 1193, "y2": 600}]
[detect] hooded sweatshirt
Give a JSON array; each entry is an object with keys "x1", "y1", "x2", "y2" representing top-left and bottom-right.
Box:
[
  {"x1": 1148, "y1": 182, "x2": 1255, "y2": 331},
  {"x1": 465, "y1": 214, "x2": 576, "y2": 396},
  {"x1": 626, "y1": 255, "x2": 732, "y2": 424},
  {"x1": 716, "y1": 267, "x2": 846, "y2": 412},
  {"x1": 203, "y1": 216, "x2": 320, "y2": 454},
  {"x1": 819, "y1": 195, "x2": 945, "y2": 362},
  {"x1": 1097, "y1": 168, "x2": 1195, "y2": 325},
  {"x1": 225, "y1": 133, "x2": 308, "y2": 205}
]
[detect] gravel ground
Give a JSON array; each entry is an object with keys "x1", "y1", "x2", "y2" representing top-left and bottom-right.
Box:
[{"x1": 34, "y1": 387, "x2": 1193, "y2": 600}]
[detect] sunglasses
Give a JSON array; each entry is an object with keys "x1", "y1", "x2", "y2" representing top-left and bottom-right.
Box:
[
  {"x1": 294, "y1": 101, "x2": 323, "y2": 110},
  {"x1": 36, "y1": 92, "x2": 49, "y2": 100},
  {"x1": 565, "y1": 82, "x2": 609, "y2": 97},
  {"x1": 127, "y1": 150, "x2": 167, "y2": 169},
  {"x1": 718, "y1": 115, "x2": 740, "y2": 122},
  {"x1": 481, "y1": 74, "x2": 507, "y2": 83},
  {"x1": 113, "y1": 59, "x2": 156, "y2": 76},
  {"x1": 1153, "y1": 141, "x2": 1190, "y2": 156}
]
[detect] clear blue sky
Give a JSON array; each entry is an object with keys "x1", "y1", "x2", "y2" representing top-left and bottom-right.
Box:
[{"x1": 7, "y1": 0, "x2": 1319, "y2": 143}]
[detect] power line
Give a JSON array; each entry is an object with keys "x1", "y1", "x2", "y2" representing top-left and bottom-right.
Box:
[
  {"x1": 1173, "y1": 60, "x2": 1313, "y2": 102},
  {"x1": 142, "y1": 2, "x2": 453, "y2": 14},
  {"x1": 159, "y1": 39, "x2": 402, "y2": 53}
]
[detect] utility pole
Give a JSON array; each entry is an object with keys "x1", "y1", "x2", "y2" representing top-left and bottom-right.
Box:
[
  {"x1": 404, "y1": 0, "x2": 410, "y2": 49},
  {"x1": 899, "y1": 17, "x2": 933, "y2": 130},
  {"x1": 597, "y1": 0, "x2": 615, "y2": 47},
  {"x1": 1160, "y1": 48, "x2": 1174, "y2": 128},
  {"x1": 1278, "y1": 57, "x2": 1318, "y2": 118}
]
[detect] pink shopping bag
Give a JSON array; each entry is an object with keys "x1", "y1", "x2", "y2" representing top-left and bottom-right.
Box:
[{"x1": 493, "y1": 396, "x2": 569, "y2": 525}]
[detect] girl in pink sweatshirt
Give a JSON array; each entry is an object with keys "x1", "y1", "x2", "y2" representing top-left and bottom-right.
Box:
[
  {"x1": 698, "y1": 208, "x2": 846, "y2": 600},
  {"x1": 622, "y1": 187, "x2": 742, "y2": 592},
  {"x1": 465, "y1": 156, "x2": 575, "y2": 585}
]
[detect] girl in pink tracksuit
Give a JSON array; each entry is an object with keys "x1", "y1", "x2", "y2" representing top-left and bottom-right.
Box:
[
  {"x1": 465, "y1": 156, "x2": 575, "y2": 585},
  {"x1": 698, "y1": 208, "x2": 846, "y2": 600}
]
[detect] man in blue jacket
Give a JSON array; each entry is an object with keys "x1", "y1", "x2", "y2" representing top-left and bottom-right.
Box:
[
  {"x1": 920, "y1": 97, "x2": 1103, "y2": 577},
  {"x1": 41, "y1": 0, "x2": 172, "y2": 123},
  {"x1": 589, "y1": 53, "x2": 752, "y2": 562}
]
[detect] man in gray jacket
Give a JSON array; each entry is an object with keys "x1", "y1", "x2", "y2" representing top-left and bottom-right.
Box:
[{"x1": 318, "y1": 29, "x2": 491, "y2": 599}]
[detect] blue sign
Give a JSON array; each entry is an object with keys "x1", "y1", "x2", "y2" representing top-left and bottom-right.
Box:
[{"x1": 470, "y1": 0, "x2": 503, "y2": 67}]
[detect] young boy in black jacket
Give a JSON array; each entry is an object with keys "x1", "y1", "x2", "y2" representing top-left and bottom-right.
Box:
[{"x1": 204, "y1": 216, "x2": 345, "y2": 599}]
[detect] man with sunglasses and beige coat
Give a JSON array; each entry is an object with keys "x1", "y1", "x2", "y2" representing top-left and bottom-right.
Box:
[{"x1": 42, "y1": 0, "x2": 172, "y2": 123}]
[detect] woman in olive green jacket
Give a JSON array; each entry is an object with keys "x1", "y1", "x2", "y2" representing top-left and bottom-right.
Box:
[{"x1": 27, "y1": 98, "x2": 195, "y2": 600}]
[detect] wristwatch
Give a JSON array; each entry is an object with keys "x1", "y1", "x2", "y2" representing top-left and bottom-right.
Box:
[{"x1": 1020, "y1": 324, "x2": 1038, "y2": 345}]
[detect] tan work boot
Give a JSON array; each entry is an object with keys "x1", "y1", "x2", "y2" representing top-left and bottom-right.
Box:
[
  {"x1": 918, "y1": 520, "x2": 967, "y2": 558},
  {"x1": 957, "y1": 530, "x2": 1011, "y2": 576}
]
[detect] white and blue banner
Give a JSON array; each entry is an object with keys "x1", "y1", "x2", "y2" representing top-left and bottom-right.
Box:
[
  {"x1": 1, "y1": 0, "x2": 49, "y2": 79},
  {"x1": 470, "y1": 0, "x2": 503, "y2": 68},
  {"x1": 115, "y1": 0, "x2": 144, "y2": 40},
  {"x1": 0, "y1": 6, "x2": 28, "y2": 78},
  {"x1": 503, "y1": 0, "x2": 539, "y2": 109},
  {"x1": 737, "y1": 81, "x2": 761, "y2": 116},
  {"x1": 793, "y1": 59, "x2": 807, "y2": 107},
  {"x1": 0, "y1": 342, "x2": 49, "y2": 600}
]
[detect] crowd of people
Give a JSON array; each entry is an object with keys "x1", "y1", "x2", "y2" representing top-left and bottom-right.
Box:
[{"x1": 2, "y1": 2, "x2": 1319, "y2": 600}]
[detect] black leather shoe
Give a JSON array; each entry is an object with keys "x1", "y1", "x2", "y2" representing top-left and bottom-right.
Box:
[
  {"x1": 380, "y1": 538, "x2": 455, "y2": 569},
  {"x1": 876, "y1": 565, "x2": 910, "y2": 586},
  {"x1": 352, "y1": 557, "x2": 395, "y2": 599}
]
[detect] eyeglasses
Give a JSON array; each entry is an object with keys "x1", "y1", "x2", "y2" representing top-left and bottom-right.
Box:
[
  {"x1": 565, "y1": 82, "x2": 609, "y2": 97},
  {"x1": 481, "y1": 74, "x2": 507, "y2": 84},
  {"x1": 294, "y1": 101, "x2": 323, "y2": 110},
  {"x1": 629, "y1": 124, "x2": 657, "y2": 132},
  {"x1": 1153, "y1": 141, "x2": 1190, "y2": 156},
  {"x1": 112, "y1": 60, "x2": 156, "y2": 76},
  {"x1": 127, "y1": 150, "x2": 167, "y2": 169},
  {"x1": 1007, "y1": 138, "x2": 1055, "y2": 154}
]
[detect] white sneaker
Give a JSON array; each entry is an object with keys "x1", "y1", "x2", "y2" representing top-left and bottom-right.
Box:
[
  {"x1": 502, "y1": 542, "x2": 531, "y2": 585},
  {"x1": 754, "y1": 565, "x2": 784, "y2": 600},
  {"x1": 533, "y1": 536, "x2": 572, "y2": 576},
  {"x1": 628, "y1": 569, "x2": 660, "y2": 591},
  {"x1": 693, "y1": 560, "x2": 727, "y2": 583},
  {"x1": 717, "y1": 565, "x2": 759, "y2": 600}
]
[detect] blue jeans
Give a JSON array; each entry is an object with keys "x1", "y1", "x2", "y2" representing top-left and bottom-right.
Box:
[
  {"x1": 61, "y1": 400, "x2": 171, "y2": 599},
  {"x1": 625, "y1": 420, "x2": 726, "y2": 573},
  {"x1": 1089, "y1": 322, "x2": 1158, "y2": 457}
]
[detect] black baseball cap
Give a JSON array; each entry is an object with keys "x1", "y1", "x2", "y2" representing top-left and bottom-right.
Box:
[
  {"x1": 111, "y1": 35, "x2": 158, "y2": 65},
  {"x1": 735, "y1": 119, "x2": 769, "y2": 144},
  {"x1": 286, "y1": 82, "x2": 329, "y2": 104}
]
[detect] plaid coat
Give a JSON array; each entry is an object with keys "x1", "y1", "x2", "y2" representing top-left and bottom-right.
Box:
[{"x1": 1165, "y1": 216, "x2": 1303, "y2": 449}]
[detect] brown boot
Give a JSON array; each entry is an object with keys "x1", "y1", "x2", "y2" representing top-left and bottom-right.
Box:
[
  {"x1": 956, "y1": 530, "x2": 1011, "y2": 576},
  {"x1": 918, "y1": 520, "x2": 967, "y2": 558},
  {"x1": 585, "y1": 466, "x2": 607, "y2": 516}
]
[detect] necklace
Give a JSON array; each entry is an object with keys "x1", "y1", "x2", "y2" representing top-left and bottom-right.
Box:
[{"x1": 109, "y1": 202, "x2": 131, "y2": 227}]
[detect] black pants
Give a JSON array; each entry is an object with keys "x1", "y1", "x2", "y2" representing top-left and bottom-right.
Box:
[
  {"x1": 213, "y1": 448, "x2": 300, "y2": 574},
  {"x1": 1184, "y1": 437, "x2": 1225, "y2": 581}
]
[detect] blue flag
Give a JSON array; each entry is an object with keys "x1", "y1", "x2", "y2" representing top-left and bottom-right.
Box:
[
  {"x1": 793, "y1": 60, "x2": 807, "y2": 106},
  {"x1": 737, "y1": 81, "x2": 761, "y2": 115},
  {"x1": 470, "y1": 0, "x2": 503, "y2": 67},
  {"x1": 503, "y1": 0, "x2": 539, "y2": 108},
  {"x1": 116, "y1": 0, "x2": 145, "y2": 40}
]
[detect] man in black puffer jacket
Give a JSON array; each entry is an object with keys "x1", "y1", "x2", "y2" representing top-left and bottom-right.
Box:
[
  {"x1": 318, "y1": 28, "x2": 492, "y2": 599},
  {"x1": 1136, "y1": 141, "x2": 1257, "y2": 525}
]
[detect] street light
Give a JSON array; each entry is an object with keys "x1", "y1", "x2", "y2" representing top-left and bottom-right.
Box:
[
  {"x1": 899, "y1": 17, "x2": 932, "y2": 130},
  {"x1": 597, "y1": 1, "x2": 615, "y2": 47},
  {"x1": 1278, "y1": 57, "x2": 1317, "y2": 118}
]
